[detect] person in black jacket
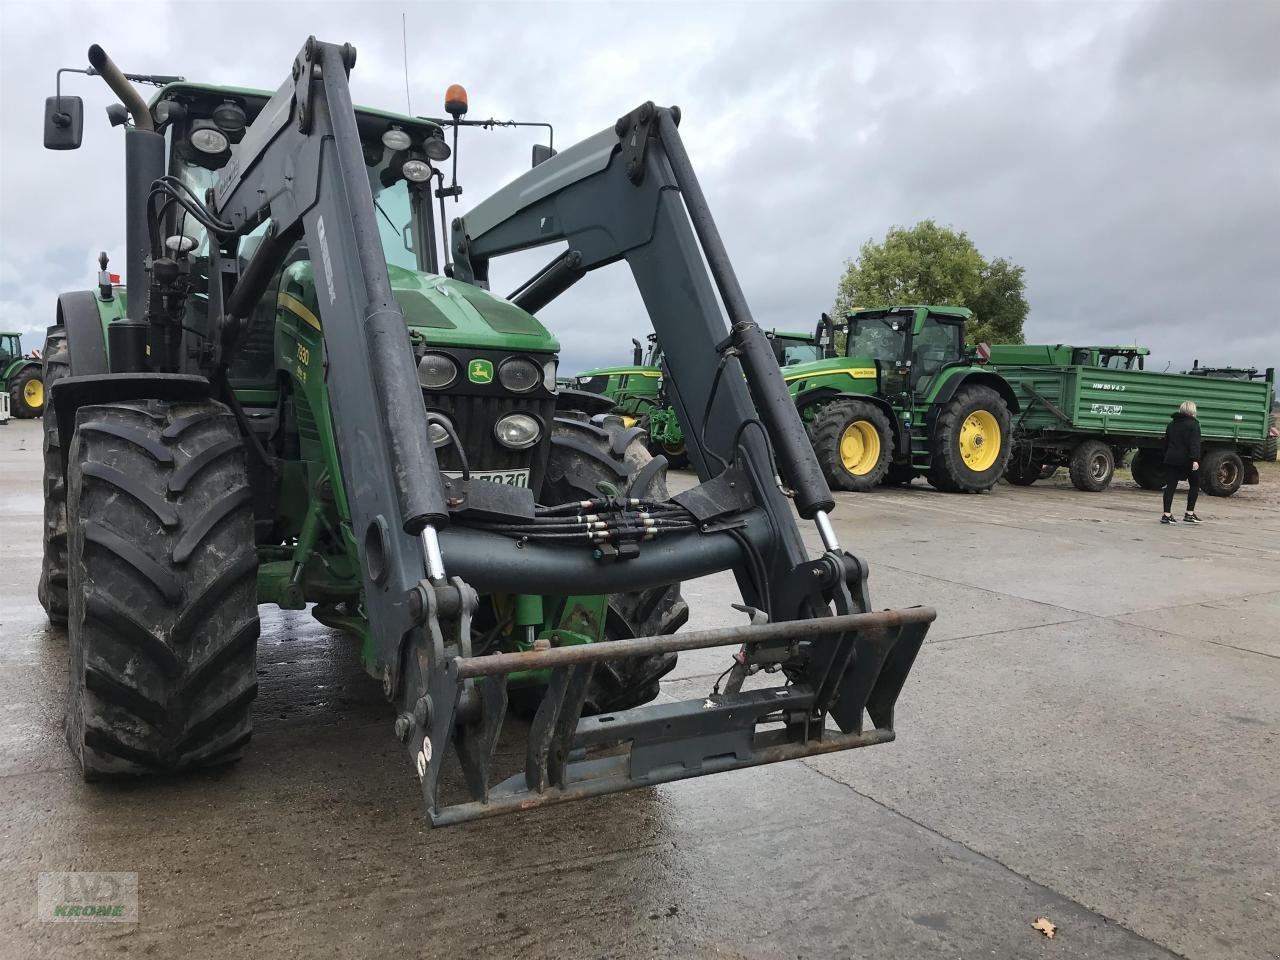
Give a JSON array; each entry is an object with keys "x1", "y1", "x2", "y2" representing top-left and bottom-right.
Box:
[{"x1": 1161, "y1": 400, "x2": 1202, "y2": 524}]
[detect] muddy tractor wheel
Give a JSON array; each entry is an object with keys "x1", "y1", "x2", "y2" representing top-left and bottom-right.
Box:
[
  {"x1": 811, "y1": 399, "x2": 894, "y2": 492},
  {"x1": 9, "y1": 364, "x2": 44, "y2": 418},
  {"x1": 1069, "y1": 439, "x2": 1115, "y2": 492},
  {"x1": 1200, "y1": 448, "x2": 1244, "y2": 497},
  {"x1": 64, "y1": 399, "x2": 260, "y2": 778},
  {"x1": 927, "y1": 385, "x2": 1012, "y2": 493},
  {"x1": 37, "y1": 331, "x2": 71, "y2": 625},
  {"x1": 1129, "y1": 449, "x2": 1165, "y2": 491},
  {"x1": 543, "y1": 414, "x2": 689, "y2": 714}
]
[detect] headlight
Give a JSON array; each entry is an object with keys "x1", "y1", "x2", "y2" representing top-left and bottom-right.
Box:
[
  {"x1": 498, "y1": 357, "x2": 541, "y2": 393},
  {"x1": 382, "y1": 127, "x2": 412, "y2": 151},
  {"x1": 190, "y1": 127, "x2": 230, "y2": 155},
  {"x1": 494, "y1": 413, "x2": 541, "y2": 450},
  {"x1": 542, "y1": 358, "x2": 558, "y2": 391},
  {"x1": 427, "y1": 414, "x2": 453, "y2": 448},
  {"x1": 418, "y1": 352, "x2": 457, "y2": 390},
  {"x1": 402, "y1": 159, "x2": 432, "y2": 182}
]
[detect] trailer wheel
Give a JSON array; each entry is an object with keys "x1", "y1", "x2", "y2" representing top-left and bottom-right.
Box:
[
  {"x1": 926, "y1": 385, "x2": 1011, "y2": 493},
  {"x1": 543, "y1": 415, "x2": 688, "y2": 713},
  {"x1": 9, "y1": 364, "x2": 44, "y2": 418},
  {"x1": 1004, "y1": 445, "x2": 1044, "y2": 486},
  {"x1": 810, "y1": 399, "x2": 894, "y2": 491},
  {"x1": 65, "y1": 399, "x2": 259, "y2": 778},
  {"x1": 1069, "y1": 439, "x2": 1114, "y2": 492},
  {"x1": 1129, "y1": 449, "x2": 1165, "y2": 491},
  {"x1": 37, "y1": 331, "x2": 71, "y2": 625},
  {"x1": 1200, "y1": 448, "x2": 1244, "y2": 497}
]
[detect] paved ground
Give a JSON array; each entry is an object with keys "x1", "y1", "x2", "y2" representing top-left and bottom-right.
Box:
[{"x1": 2, "y1": 415, "x2": 1276, "y2": 959}]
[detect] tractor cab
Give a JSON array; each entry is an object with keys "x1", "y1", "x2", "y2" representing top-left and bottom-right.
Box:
[{"x1": 0, "y1": 333, "x2": 19, "y2": 365}]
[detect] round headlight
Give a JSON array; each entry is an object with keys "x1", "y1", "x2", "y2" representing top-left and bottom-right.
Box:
[
  {"x1": 402, "y1": 159, "x2": 432, "y2": 183},
  {"x1": 498, "y1": 357, "x2": 541, "y2": 393},
  {"x1": 418, "y1": 352, "x2": 457, "y2": 390},
  {"x1": 190, "y1": 127, "x2": 230, "y2": 155},
  {"x1": 382, "y1": 127, "x2": 412, "y2": 151},
  {"x1": 427, "y1": 414, "x2": 453, "y2": 448},
  {"x1": 494, "y1": 413, "x2": 541, "y2": 450}
]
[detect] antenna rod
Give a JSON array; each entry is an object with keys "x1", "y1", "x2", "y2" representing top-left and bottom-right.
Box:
[{"x1": 401, "y1": 12, "x2": 412, "y2": 114}]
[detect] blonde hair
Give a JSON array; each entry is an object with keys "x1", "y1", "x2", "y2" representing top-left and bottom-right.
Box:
[{"x1": 1178, "y1": 400, "x2": 1198, "y2": 416}]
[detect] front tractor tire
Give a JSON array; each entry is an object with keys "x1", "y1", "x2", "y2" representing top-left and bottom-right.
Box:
[
  {"x1": 811, "y1": 400, "x2": 894, "y2": 492},
  {"x1": 64, "y1": 399, "x2": 260, "y2": 778},
  {"x1": 926, "y1": 385, "x2": 1012, "y2": 493},
  {"x1": 9, "y1": 364, "x2": 44, "y2": 418},
  {"x1": 38, "y1": 332, "x2": 71, "y2": 624},
  {"x1": 1069, "y1": 439, "x2": 1115, "y2": 492},
  {"x1": 544, "y1": 415, "x2": 689, "y2": 713}
]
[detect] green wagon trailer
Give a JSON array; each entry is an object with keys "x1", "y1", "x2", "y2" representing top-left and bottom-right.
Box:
[{"x1": 990, "y1": 344, "x2": 1276, "y2": 496}]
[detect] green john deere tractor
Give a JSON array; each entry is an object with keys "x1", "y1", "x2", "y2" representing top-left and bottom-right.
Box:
[
  {"x1": 1, "y1": 332, "x2": 45, "y2": 418},
  {"x1": 38, "y1": 42, "x2": 933, "y2": 825},
  {"x1": 573, "y1": 330, "x2": 821, "y2": 468},
  {"x1": 786, "y1": 306, "x2": 1017, "y2": 493}
]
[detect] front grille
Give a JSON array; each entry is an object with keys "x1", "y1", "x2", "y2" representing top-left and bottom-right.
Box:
[{"x1": 427, "y1": 392, "x2": 556, "y2": 494}]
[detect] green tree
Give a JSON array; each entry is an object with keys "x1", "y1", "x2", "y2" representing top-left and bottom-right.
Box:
[{"x1": 833, "y1": 220, "x2": 1028, "y2": 344}]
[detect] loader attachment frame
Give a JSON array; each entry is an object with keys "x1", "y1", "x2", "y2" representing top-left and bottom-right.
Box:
[{"x1": 187, "y1": 41, "x2": 931, "y2": 825}]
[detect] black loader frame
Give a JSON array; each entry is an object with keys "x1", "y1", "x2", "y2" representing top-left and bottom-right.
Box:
[{"x1": 50, "y1": 40, "x2": 933, "y2": 825}]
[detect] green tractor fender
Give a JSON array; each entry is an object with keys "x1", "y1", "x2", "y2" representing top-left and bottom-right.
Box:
[
  {"x1": 794, "y1": 386, "x2": 907, "y2": 453},
  {"x1": 926, "y1": 369, "x2": 1020, "y2": 415}
]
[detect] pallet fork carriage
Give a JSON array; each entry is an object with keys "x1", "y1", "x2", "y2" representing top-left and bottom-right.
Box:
[{"x1": 45, "y1": 39, "x2": 933, "y2": 825}]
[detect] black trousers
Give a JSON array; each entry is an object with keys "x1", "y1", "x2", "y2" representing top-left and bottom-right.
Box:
[{"x1": 1163, "y1": 466, "x2": 1199, "y2": 513}]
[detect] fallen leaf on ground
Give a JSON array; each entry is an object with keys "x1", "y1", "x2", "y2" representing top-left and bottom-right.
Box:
[{"x1": 1032, "y1": 917, "x2": 1057, "y2": 939}]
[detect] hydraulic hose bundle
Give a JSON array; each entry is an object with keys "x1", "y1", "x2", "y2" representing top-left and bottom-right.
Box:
[{"x1": 460, "y1": 496, "x2": 697, "y2": 545}]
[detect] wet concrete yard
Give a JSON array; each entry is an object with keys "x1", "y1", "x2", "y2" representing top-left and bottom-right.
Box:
[{"x1": 2, "y1": 416, "x2": 1277, "y2": 959}]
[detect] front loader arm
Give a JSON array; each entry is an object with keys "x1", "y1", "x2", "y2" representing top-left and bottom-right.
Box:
[
  {"x1": 452, "y1": 104, "x2": 840, "y2": 604},
  {"x1": 206, "y1": 38, "x2": 451, "y2": 724}
]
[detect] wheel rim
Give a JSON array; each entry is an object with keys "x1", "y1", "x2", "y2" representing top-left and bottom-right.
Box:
[
  {"x1": 1217, "y1": 460, "x2": 1239, "y2": 487},
  {"x1": 23, "y1": 377, "x2": 43, "y2": 409},
  {"x1": 839, "y1": 420, "x2": 881, "y2": 475},
  {"x1": 1091, "y1": 454, "x2": 1109, "y2": 481},
  {"x1": 661, "y1": 441, "x2": 686, "y2": 458},
  {"x1": 958, "y1": 410, "x2": 1000, "y2": 472}
]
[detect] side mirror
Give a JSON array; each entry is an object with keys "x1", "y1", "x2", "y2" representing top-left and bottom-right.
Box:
[
  {"x1": 44, "y1": 95, "x2": 84, "y2": 150},
  {"x1": 532, "y1": 143, "x2": 557, "y2": 168}
]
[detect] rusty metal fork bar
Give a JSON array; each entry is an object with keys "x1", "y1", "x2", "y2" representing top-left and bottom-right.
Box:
[{"x1": 453, "y1": 606, "x2": 938, "y2": 679}]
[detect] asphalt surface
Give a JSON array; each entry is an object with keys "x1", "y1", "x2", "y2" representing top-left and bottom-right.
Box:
[{"x1": 2, "y1": 416, "x2": 1277, "y2": 959}]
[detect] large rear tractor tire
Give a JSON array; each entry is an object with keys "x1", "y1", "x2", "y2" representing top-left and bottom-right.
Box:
[
  {"x1": 8, "y1": 364, "x2": 44, "y2": 418},
  {"x1": 1129, "y1": 449, "x2": 1165, "y2": 491},
  {"x1": 926, "y1": 385, "x2": 1011, "y2": 493},
  {"x1": 1069, "y1": 439, "x2": 1115, "y2": 492},
  {"x1": 1200, "y1": 448, "x2": 1244, "y2": 497},
  {"x1": 811, "y1": 399, "x2": 894, "y2": 492},
  {"x1": 543, "y1": 414, "x2": 688, "y2": 714},
  {"x1": 37, "y1": 331, "x2": 71, "y2": 625},
  {"x1": 65, "y1": 399, "x2": 260, "y2": 778}
]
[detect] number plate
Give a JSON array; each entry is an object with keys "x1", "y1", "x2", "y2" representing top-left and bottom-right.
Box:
[{"x1": 442, "y1": 468, "x2": 530, "y2": 487}]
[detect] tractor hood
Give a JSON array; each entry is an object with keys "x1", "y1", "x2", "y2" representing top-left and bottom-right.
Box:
[
  {"x1": 781, "y1": 356, "x2": 879, "y2": 393},
  {"x1": 280, "y1": 261, "x2": 559, "y2": 355}
]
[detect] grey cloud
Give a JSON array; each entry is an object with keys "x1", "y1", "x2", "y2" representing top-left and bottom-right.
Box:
[{"x1": 1, "y1": 1, "x2": 1275, "y2": 379}]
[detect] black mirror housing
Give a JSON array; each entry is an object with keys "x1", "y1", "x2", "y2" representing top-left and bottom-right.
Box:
[
  {"x1": 44, "y1": 95, "x2": 84, "y2": 150},
  {"x1": 531, "y1": 143, "x2": 557, "y2": 168}
]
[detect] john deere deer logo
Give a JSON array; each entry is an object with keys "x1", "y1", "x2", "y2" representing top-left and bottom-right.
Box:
[{"x1": 467, "y1": 359, "x2": 494, "y2": 384}]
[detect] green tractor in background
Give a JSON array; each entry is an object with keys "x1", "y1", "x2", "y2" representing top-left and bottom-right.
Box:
[
  {"x1": 1, "y1": 332, "x2": 45, "y2": 418},
  {"x1": 786, "y1": 306, "x2": 1017, "y2": 493},
  {"x1": 573, "y1": 329, "x2": 821, "y2": 468}
]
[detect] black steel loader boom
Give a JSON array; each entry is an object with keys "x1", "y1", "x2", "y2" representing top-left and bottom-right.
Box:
[{"x1": 161, "y1": 41, "x2": 931, "y2": 824}]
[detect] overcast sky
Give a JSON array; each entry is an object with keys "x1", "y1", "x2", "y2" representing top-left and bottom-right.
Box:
[{"x1": 1, "y1": 1, "x2": 1276, "y2": 376}]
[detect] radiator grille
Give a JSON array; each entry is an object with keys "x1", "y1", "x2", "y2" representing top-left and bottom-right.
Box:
[{"x1": 426, "y1": 392, "x2": 556, "y2": 494}]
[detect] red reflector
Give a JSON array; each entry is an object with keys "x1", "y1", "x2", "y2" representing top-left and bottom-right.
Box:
[{"x1": 109, "y1": 273, "x2": 121, "y2": 283}]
